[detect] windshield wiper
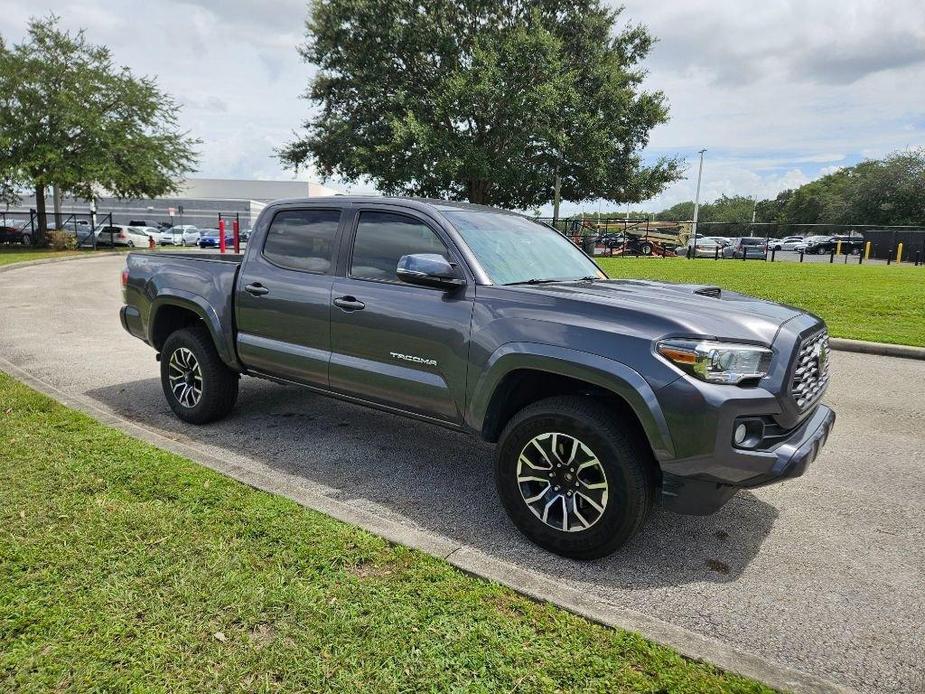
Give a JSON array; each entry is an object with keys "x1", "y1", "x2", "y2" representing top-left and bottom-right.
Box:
[{"x1": 503, "y1": 278, "x2": 561, "y2": 286}]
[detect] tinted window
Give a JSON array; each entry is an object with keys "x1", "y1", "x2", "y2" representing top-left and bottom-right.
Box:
[
  {"x1": 263, "y1": 209, "x2": 341, "y2": 273},
  {"x1": 350, "y1": 211, "x2": 448, "y2": 281}
]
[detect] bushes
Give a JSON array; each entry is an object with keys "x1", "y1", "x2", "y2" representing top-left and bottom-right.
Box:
[{"x1": 47, "y1": 229, "x2": 77, "y2": 251}]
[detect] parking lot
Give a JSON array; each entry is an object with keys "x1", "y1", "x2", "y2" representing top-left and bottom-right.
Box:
[{"x1": 1, "y1": 255, "x2": 923, "y2": 693}]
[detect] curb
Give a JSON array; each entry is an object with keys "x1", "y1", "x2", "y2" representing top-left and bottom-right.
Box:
[
  {"x1": 0, "y1": 354, "x2": 853, "y2": 694},
  {"x1": 829, "y1": 338, "x2": 925, "y2": 361},
  {"x1": 0, "y1": 251, "x2": 125, "y2": 273}
]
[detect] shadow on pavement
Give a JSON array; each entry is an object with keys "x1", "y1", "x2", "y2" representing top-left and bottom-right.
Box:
[{"x1": 87, "y1": 376, "x2": 779, "y2": 589}]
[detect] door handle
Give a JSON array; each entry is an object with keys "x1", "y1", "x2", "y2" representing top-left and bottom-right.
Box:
[
  {"x1": 245, "y1": 282, "x2": 269, "y2": 296},
  {"x1": 333, "y1": 295, "x2": 366, "y2": 311}
]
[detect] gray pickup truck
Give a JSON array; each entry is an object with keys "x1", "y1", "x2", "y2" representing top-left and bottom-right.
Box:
[{"x1": 120, "y1": 197, "x2": 835, "y2": 558}]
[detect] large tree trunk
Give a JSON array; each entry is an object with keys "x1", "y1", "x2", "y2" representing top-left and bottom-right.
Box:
[
  {"x1": 52, "y1": 185, "x2": 63, "y2": 229},
  {"x1": 467, "y1": 179, "x2": 489, "y2": 204},
  {"x1": 35, "y1": 184, "x2": 48, "y2": 245}
]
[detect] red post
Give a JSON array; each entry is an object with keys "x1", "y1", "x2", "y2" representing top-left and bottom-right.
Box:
[
  {"x1": 218, "y1": 216, "x2": 226, "y2": 254},
  {"x1": 233, "y1": 214, "x2": 240, "y2": 254}
]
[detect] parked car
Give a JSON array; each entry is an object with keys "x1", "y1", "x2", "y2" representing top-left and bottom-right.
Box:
[
  {"x1": 196, "y1": 229, "x2": 236, "y2": 248},
  {"x1": 120, "y1": 197, "x2": 835, "y2": 559},
  {"x1": 686, "y1": 236, "x2": 721, "y2": 258},
  {"x1": 159, "y1": 225, "x2": 199, "y2": 246},
  {"x1": 129, "y1": 226, "x2": 162, "y2": 244},
  {"x1": 723, "y1": 237, "x2": 767, "y2": 259},
  {"x1": 96, "y1": 225, "x2": 154, "y2": 247},
  {"x1": 767, "y1": 236, "x2": 804, "y2": 251},
  {"x1": 801, "y1": 235, "x2": 864, "y2": 255},
  {"x1": 0, "y1": 219, "x2": 31, "y2": 245}
]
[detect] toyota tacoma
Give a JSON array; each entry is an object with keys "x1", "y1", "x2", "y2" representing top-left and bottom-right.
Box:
[{"x1": 120, "y1": 197, "x2": 835, "y2": 559}]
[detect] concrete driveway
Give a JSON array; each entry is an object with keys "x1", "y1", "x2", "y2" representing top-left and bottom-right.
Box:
[{"x1": 1, "y1": 255, "x2": 923, "y2": 693}]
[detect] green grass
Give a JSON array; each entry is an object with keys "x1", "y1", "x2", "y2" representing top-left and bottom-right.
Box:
[
  {"x1": 597, "y1": 257, "x2": 925, "y2": 347},
  {"x1": 0, "y1": 372, "x2": 769, "y2": 693},
  {"x1": 0, "y1": 247, "x2": 85, "y2": 266}
]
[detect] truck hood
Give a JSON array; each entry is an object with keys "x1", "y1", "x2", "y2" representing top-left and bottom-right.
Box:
[{"x1": 517, "y1": 279, "x2": 807, "y2": 345}]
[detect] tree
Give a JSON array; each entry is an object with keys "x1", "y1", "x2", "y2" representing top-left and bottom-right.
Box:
[
  {"x1": 280, "y1": 0, "x2": 682, "y2": 208},
  {"x1": 0, "y1": 16, "x2": 198, "y2": 238}
]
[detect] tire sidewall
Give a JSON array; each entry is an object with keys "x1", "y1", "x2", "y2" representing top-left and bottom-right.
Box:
[{"x1": 496, "y1": 406, "x2": 647, "y2": 558}]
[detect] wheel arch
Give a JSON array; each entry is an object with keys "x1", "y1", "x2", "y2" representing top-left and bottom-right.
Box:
[
  {"x1": 149, "y1": 292, "x2": 240, "y2": 370},
  {"x1": 470, "y1": 344, "x2": 674, "y2": 460}
]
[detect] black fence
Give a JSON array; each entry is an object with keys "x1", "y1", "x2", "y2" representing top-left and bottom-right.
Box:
[
  {"x1": 0, "y1": 209, "x2": 114, "y2": 248},
  {"x1": 535, "y1": 215, "x2": 925, "y2": 263}
]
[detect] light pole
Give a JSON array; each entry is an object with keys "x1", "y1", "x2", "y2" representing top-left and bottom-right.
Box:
[{"x1": 691, "y1": 148, "x2": 707, "y2": 258}]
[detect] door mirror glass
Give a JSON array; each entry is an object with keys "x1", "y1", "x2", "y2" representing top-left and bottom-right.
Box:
[{"x1": 396, "y1": 253, "x2": 465, "y2": 290}]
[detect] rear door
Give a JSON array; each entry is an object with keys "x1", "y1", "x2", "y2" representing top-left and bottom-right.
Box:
[
  {"x1": 235, "y1": 205, "x2": 344, "y2": 388},
  {"x1": 328, "y1": 207, "x2": 474, "y2": 423}
]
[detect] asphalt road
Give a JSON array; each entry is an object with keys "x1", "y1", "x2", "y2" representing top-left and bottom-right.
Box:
[{"x1": 1, "y1": 256, "x2": 923, "y2": 693}]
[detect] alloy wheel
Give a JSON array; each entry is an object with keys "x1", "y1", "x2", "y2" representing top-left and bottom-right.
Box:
[
  {"x1": 168, "y1": 347, "x2": 203, "y2": 408},
  {"x1": 517, "y1": 432, "x2": 609, "y2": 532}
]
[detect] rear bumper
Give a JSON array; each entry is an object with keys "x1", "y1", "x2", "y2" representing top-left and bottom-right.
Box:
[
  {"x1": 120, "y1": 304, "x2": 146, "y2": 342},
  {"x1": 660, "y1": 404, "x2": 835, "y2": 515}
]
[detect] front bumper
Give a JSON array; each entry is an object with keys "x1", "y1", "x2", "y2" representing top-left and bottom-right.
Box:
[{"x1": 660, "y1": 403, "x2": 835, "y2": 515}]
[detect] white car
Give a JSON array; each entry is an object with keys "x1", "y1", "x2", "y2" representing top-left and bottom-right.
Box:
[
  {"x1": 768, "y1": 236, "x2": 805, "y2": 251},
  {"x1": 129, "y1": 226, "x2": 162, "y2": 244},
  {"x1": 159, "y1": 225, "x2": 199, "y2": 246},
  {"x1": 96, "y1": 224, "x2": 154, "y2": 248}
]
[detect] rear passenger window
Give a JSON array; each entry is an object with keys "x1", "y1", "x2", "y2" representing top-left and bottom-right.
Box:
[
  {"x1": 263, "y1": 209, "x2": 341, "y2": 273},
  {"x1": 350, "y1": 211, "x2": 448, "y2": 282}
]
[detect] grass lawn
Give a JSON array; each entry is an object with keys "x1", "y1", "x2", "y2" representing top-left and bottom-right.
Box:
[
  {"x1": 0, "y1": 372, "x2": 769, "y2": 693},
  {"x1": 0, "y1": 247, "x2": 86, "y2": 266},
  {"x1": 597, "y1": 257, "x2": 925, "y2": 347}
]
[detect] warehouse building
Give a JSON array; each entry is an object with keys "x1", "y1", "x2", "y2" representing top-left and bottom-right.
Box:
[{"x1": 11, "y1": 178, "x2": 343, "y2": 230}]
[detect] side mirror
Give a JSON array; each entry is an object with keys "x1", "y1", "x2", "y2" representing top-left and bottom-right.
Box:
[{"x1": 396, "y1": 253, "x2": 466, "y2": 290}]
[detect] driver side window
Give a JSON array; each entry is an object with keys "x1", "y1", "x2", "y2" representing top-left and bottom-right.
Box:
[{"x1": 350, "y1": 211, "x2": 448, "y2": 282}]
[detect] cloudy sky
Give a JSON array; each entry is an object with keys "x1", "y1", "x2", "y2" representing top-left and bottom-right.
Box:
[{"x1": 2, "y1": 0, "x2": 924, "y2": 214}]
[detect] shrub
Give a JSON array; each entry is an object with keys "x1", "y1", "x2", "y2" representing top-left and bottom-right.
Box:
[{"x1": 48, "y1": 230, "x2": 77, "y2": 251}]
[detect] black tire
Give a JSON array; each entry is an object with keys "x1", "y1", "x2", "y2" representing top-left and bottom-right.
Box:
[
  {"x1": 639, "y1": 242, "x2": 653, "y2": 256},
  {"x1": 495, "y1": 396, "x2": 657, "y2": 560},
  {"x1": 160, "y1": 325, "x2": 238, "y2": 424},
  {"x1": 21, "y1": 234, "x2": 31, "y2": 246}
]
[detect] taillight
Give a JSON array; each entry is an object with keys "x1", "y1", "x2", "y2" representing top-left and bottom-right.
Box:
[
  {"x1": 121, "y1": 269, "x2": 128, "y2": 288},
  {"x1": 119, "y1": 231, "x2": 126, "y2": 239}
]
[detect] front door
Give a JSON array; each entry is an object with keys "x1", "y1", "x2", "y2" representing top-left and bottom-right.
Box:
[
  {"x1": 329, "y1": 209, "x2": 473, "y2": 423},
  {"x1": 235, "y1": 207, "x2": 342, "y2": 387}
]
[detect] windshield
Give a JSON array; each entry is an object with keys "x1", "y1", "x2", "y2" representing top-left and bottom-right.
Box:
[{"x1": 443, "y1": 210, "x2": 603, "y2": 285}]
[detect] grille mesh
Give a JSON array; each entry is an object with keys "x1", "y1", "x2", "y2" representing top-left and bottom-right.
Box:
[{"x1": 791, "y1": 330, "x2": 830, "y2": 410}]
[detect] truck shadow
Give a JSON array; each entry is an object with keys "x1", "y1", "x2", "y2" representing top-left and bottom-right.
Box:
[{"x1": 87, "y1": 376, "x2": 779, "y2": 589}]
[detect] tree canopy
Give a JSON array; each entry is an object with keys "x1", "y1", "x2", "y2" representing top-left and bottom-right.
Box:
[
  {"x1": 0, "y1": 16, "x2": 198, "y2": 233},
  {"x1": 280, "y1": 0, "x2": 682, "y2": 207},
  {"x1": 647, "y1": 149, "x2": 925, "y2": 227}
]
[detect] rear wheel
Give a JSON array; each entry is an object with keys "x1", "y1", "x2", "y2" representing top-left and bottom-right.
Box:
[
  {"x1": 160, "y1": 326, "x2": 238, "y2": 424},
  {"x1": 639, "y1": 242, "x2": 653, "y2": 256},
  {"x1": 495, "y1": 396, "x2": 657, "y2": 559}
]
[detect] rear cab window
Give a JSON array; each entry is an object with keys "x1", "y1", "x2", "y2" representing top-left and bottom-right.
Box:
[{"x1": 262, "y1": 209, "x2": 342, "y2": 273}]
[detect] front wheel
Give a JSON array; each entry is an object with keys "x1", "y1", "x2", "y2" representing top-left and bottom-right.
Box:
[
  {"x1": 160, "y1": 325, "x2": 239, "y2": 424},
  {"x1": 496, "y1": 396, "x2": 657, "y2": 559},
  {"x1": 639, "y1": 242, "x2": 653, "y2": 256},
  {"x1": 21, "y1": 234, "x2": 31, "y2": 246}
]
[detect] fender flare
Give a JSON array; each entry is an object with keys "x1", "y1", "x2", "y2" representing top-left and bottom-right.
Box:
[
  {"x1": 469, "y1": 342, "x2": 674, "y2": 460},
  {"x1": 149, "y1": 290, "x2": 241, "y2": 370}
]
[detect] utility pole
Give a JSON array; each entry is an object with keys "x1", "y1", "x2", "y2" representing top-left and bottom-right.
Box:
[
  {"x1": 552, "y1": 172, "x2": 562, "y2": 229},
  {"x1": 691, "y1": 149, "x2": 707, "y2": 257}
]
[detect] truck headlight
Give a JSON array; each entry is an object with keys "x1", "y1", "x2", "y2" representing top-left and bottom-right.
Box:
[{"x1": 656, "y1": 339, "x2": 772, "y2": 385}]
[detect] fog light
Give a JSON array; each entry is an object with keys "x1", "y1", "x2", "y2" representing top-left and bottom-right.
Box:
[{"x1": 733, "y1": 423, "x2": 748, "y2": 445}]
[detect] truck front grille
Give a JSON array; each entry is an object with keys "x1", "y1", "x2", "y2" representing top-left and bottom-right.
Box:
[{"x1": 791, "y1": 329, "x2": 830, "y2": 410}]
